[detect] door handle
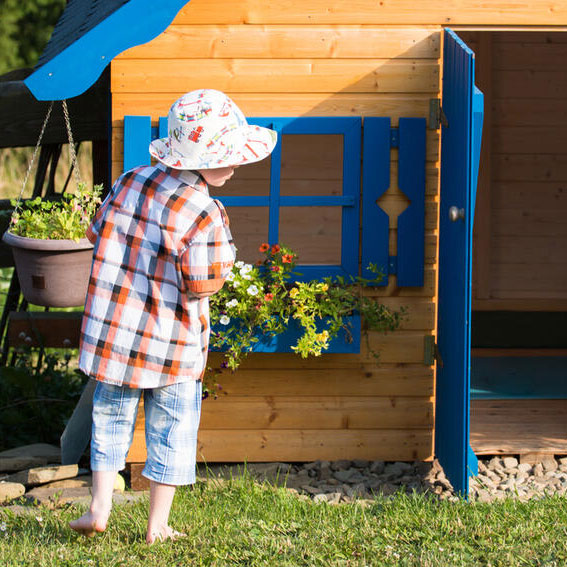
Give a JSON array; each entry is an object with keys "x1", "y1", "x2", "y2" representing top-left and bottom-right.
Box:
[{"x1": 449, "y1": 206, "x2": 465, "y2": 222}]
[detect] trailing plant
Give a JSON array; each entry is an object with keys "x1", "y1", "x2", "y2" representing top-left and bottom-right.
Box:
[
  {"x1": 7, "y1": 182, "x2": 102, "y2": 241},
  {"x1": 208, "y1": 243, "x2": 406, "y2": 388}
]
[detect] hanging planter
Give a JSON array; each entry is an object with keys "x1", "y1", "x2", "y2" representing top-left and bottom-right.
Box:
[{"x1": 2, "y1": 101, "x2": 102, "y2": 308}]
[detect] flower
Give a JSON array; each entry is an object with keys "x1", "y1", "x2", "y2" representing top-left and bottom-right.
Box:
[
  {"x1": 207, "y1": 243, "x2": 404, "y2": 378},
  {"x1": 247, "y1": 285, "x2": 259, "y2": 296},
  {"x1": 259, "y1": 243, "x2": 270, "y2": 252},
  {"x1": 226, "y1": 272, "x2": 235, "y2": 281}
]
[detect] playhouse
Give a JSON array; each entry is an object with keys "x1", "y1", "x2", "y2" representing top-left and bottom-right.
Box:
[{"x1": 3, "y1": 0, "x2": 567, "y2": 495}]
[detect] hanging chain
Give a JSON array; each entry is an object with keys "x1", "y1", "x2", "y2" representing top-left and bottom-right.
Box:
[
  {"x1": 11, "y1": 101, "x2": 54, "y2": 223},
  {"x1": 62, "y1": 99, "x2": 82, "y2": 187}
]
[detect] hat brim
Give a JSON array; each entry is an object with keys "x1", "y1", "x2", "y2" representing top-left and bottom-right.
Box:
[{"x1": 149, "y1": 125, "x2": 277, "y2": 170}]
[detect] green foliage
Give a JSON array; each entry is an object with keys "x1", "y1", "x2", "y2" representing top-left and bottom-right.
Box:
[
  {"x1": 0, "y1": 0, "x2": 66, "y2": 75},
  {"x1": 209, "y1": 243, "x2": 406, "y2": 378},
  {"x1": 8, "y1": 183, "x2": 102, "y2": 241},
  {"x1": 1, "y1": 476, "x2": 567, "y2": 565},
  {"x1": 0, "y1": 349, "x2": 86, "y2": 451}
]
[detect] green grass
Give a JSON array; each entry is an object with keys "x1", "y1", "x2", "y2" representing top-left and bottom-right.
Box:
[{"x1": 1, "y1": 474, "x2": 567, "y2": 566}]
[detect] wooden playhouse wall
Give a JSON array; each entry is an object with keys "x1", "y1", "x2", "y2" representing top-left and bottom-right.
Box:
[{"x1": 109, "y1": 0, "x2": 564, "y2": 465}]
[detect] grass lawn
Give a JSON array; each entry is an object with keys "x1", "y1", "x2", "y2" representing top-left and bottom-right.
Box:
[{"x1": 1, "y1": 474, "x2": 566, "y2": 567}]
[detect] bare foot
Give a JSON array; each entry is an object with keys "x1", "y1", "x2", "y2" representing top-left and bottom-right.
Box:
[
  {"x1": 69, "y1": 511, "x2": 107, "y2": 537},
  {"x1": 146, "y1": 526, "x2": 187, "y2": 545}
]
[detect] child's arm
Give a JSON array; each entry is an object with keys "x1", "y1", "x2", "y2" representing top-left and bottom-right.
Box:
[{"x1": 180, "y1": 200, "x2": 236, "y2": 298}]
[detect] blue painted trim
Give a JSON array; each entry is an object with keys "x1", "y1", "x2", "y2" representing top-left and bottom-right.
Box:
[
  {"x1": 213, "y1": 196, "x2": 270, "y2": 207},
  {"x1": 467, "y1": 445, "x2": 479, "y2": 478},
  {"x1": 159, "y1": 116, "x2": 168, "y2": 138},
  {"x1": 292, "y1": 265, "x2": 350, "y2": 281},
  {"x1": 268, "y1": 120, "x2": 283, "y2": 246},
  {"x1": 397, "y1": 118, "x2": 426, "y2": 287},
  {"x1": 123, "y1": 115, "x2": 152, "y2": 172},
  {"x1": 211, "y1": 314, "x2": 361, "y2": 354},
  {"x1": 279, "y1": 196, "x2": 355, "y2": 207},
  {"x1": 25, "y1": 0, "x2": 189, "y2": 101},
  {"x1": 361, "y1": 117, "x2": 390, "y2": 285}
]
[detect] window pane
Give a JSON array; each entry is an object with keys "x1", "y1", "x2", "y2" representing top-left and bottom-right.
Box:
[
  {"x1": 279, "y1": 206, "x2": 342, "y2": 264},
  {"x1": 224, "y1": 206, "x2": 269, "y2": 263},
  {"x1": 280, "y1": 134, "x2": 343, "y2": 196},
  {"x1": 212, "y1": 157, "x2": 271, "y2": 198}
]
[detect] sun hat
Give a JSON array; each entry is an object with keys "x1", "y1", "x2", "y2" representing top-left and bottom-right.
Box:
[{"x1": 149, "y1": 89, "x2": 277, "y2": 170}]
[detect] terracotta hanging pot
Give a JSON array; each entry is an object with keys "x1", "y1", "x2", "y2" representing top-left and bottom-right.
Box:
[{"x1": 2, "y1": 231, "x2": 93, "y2": 308}]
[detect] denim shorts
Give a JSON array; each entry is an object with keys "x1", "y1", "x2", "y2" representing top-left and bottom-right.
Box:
[{"x1": 90, "y1": 379, "x2": 202, "y2": 485}]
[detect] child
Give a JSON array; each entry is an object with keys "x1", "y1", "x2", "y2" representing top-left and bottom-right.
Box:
[{"x1": 70, "y1": 89, "x2": 277, "y2": 543}]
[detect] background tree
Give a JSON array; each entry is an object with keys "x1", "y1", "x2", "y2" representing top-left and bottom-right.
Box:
[{"x1": 0, "y1": 0, "x2": 66, "y2": 75}]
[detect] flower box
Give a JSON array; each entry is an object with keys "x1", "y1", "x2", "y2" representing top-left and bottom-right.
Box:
[{"x1": 211, "y1": 313, "x2": 361, "y2": 354}]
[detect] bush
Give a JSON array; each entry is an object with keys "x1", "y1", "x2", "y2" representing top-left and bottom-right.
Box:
[{"x1": 0, "y1": 349, "x2": 86, "y2": 451}]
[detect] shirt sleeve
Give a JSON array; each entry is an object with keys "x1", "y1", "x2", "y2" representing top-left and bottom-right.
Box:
[{"x1": 180, "y1": 199, "x2": 236, "y2": 297}]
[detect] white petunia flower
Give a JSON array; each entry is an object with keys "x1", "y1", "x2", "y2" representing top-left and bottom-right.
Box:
[
  {"x1": 227, "y1": 299, "x2": 238, "y2": 308},
  {"x1": 242, "y1": 273, "x2": 252, "y2": 280},
  {"x1": 247, "y1": 285, "x2": 259, "y2": 296},
  {"x1": 240, "y1": 263, "x2": 252, "y2": 274},
  {"x1": 220, "y1": 315, "x2": 230, "y2": 325},
  {"x1": 233, "y1": 280, "x2": 240, "y2": 288},
  {"x1": 226, "y1": 272, "x2": 235, "y2": 281},
  {"x1": 235, "y1": 261, "x2": 244, "y2": 268}
]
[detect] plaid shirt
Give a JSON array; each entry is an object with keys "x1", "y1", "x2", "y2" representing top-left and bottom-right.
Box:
[{"x1": 79, "y1": 163, "x2": 236, "y2": 388}]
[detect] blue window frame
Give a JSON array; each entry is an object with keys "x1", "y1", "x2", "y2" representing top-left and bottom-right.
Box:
[{"x1": 219, "y1": 117, "x2": 361, "y2": 281}]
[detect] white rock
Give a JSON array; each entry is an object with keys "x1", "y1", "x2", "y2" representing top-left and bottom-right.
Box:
[
  {"x1": 502, "y1": 457, "x2": 519, "y2": 469},
  {"x1": 0, "y1": 481, "x2": 25, "y2": 503}
]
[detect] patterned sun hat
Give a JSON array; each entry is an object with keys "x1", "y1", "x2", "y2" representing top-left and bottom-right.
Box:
[{"x1": 149, "y1": 89, "x2": 277, "y2": 170}]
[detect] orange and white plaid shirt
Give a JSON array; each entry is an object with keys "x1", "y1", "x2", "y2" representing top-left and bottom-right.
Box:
[{"x1": 79, "y1": 163, "x2": 236, "y2": 388}]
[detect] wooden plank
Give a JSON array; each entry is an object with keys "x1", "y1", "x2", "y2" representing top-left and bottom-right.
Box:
[
  {"x1": 7, "y1": 311, "x2": 82, "y2": 349},
  {"x1": 203, "y1": 365, "x2": 435, "y2": 397},
  {"x1": 494, "y1": 99, "x2": 567, "y2": 127},
  {"x1": 493, "y1": 155, "x2": 567, "y2": 180},
  {"x1": 471, "y1": 399, "x2": 567, "y2": 456},
  {"x1": 493, "y1": 126, "x2": 567, "y2": 155},
  {"x1": 491, "y1": 31, "x2": 567, "y2": 43},
  {"x1": 489, "y1": 263, "x2": 567, "y2": 295},
  {"x1": 495, "y1": 70, "x2": 567, "y2": 99},
  {"x1": 491, "y1": 236, "x2": 567, "y2": 264},
  {"x1": 493, "y1": 41, "x2": 567, "y2": 70},
  {"x1": 472, "y1": 348, "x2": 567, "y2": 356},
  {"x1": 363, "y1": 332, "x2": 427, "y2": 363},
  {"x1": 473, "y1": 298, "x2": 567, "y2": 311},
  {"x1": 172, "y1": 0, "x2": 567, "y2": 26},
  {"x1": 120, "y1": 25, "x2": 441, "y2": 60},
  {"x1": 135, "y1": 396, "x2": 433, "y2": 430},
  {"x1": 492, "y1": 208, "x2": 567, "y2": 237},
  {"x1": 127, "y1": 428, "x2": 434, "y2": 462},
  {"x1": 111, "y1": 59, "x2": 440, "y2": 94},
  {"x1": 112, "y1": 93, "x2": 433, "y2": 121},
  {"x1": 492, "y1": 183, "x2": 567, "y2": 208},
  {"x1": 472, "y1": 32, "x2": 492, "y2": 300}
]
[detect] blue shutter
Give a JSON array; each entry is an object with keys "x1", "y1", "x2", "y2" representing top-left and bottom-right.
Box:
[{"x1": 436, "y1": 29, "x2": 484, "y2": 496}]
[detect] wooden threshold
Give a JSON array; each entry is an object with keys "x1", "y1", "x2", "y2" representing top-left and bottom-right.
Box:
[
  {"x1": 471, "y1": 399, "x2": 567, "y2": 456},
  {"x1": 472, "y1": 348, "x2": 567, "y2": 357},
  {"x1": 473, "y1": 299, "x2": 567, "y2": 312}
]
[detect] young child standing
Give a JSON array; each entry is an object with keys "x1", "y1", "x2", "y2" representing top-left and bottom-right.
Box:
[{"x1": 70, "y1": 89, "x2": 277, "y2": 543}]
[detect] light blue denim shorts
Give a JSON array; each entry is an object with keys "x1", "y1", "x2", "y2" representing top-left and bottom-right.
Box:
[{"x1": 90, "y1": 379, "x2": 202, "y2": 485}]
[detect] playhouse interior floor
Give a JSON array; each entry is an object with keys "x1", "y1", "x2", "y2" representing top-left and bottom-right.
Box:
[{"x1": 470, "y1": 399, "x2": 567, "y2": 456}]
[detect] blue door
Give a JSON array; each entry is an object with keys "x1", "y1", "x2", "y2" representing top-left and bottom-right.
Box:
[{"x1": 436, "y1": 29, "x2": 484, "y2": 495}]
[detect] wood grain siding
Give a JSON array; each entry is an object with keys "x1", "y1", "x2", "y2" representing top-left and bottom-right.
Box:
[
  {"x1": 461, "y1": 31, "x2": 567, "y2": 308},
  {"x1": 113, "y1": 2, "x2": 440, "y2": 463}
]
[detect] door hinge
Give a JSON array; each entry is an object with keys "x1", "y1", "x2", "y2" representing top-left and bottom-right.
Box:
[
  {"x1": 429, "y1": 98, "x2": 448, "y2": 130},
  {"x1": 424, "y1": 335, "x2": 443, "y2": 367}
]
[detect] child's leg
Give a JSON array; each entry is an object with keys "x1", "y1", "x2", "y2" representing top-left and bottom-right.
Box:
[
  {"x1": 142, "y1": 380, "x2": 202, "y2": 543},
  {"x1": 69, "y1": 470, "x2": 117, "y2": 536},
  {"x1": 70, "y1": 381, "x2": 141, "y2": 537}
]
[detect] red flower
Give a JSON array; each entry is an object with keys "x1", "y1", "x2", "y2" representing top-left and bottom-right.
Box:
[
  {"x1": 264, "y1": 293, "x2": 274, "y2": 301},
  {"x1": 270, "y1": 265, "x2": 280, "y2": 272},
  {"x1": 271, "y1": 244, "x2": 281, "y2": 254},
  {"x1": 259, "y1": 243, "x2": 270, "y2": 252},
  {"x1": 282, "y1": 254, "x2": 294, "y2": 263}
]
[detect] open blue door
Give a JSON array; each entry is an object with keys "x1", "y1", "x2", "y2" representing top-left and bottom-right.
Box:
[{"x1": 436, "y1": 29, "x2": 484, "y2": 496}]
